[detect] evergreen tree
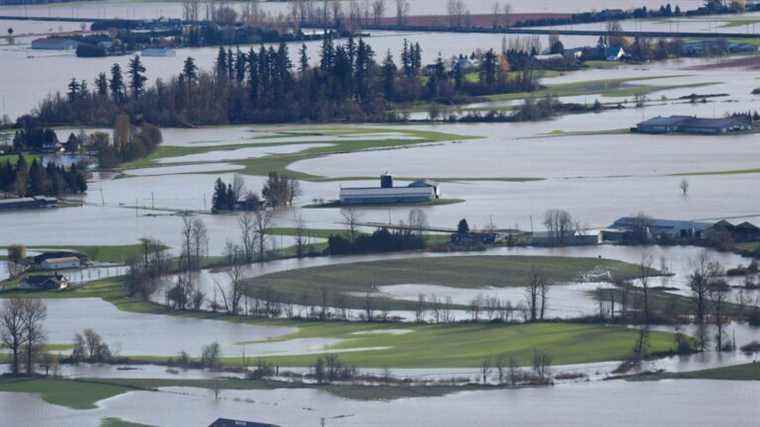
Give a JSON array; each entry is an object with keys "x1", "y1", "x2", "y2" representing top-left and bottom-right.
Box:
[
  {"x1": 95, "y1": 73, "x2": 108, "y2": 97},
  {"x1": 128, "y1": 55, "x2": 147, "y2": 99},
  {"x1": 215, "y1": 47, "x2": 227, "y2": 78},
  {"x1": 382, "y1": 50, "x2": 397, "y2": 100},
  {"x1": 298, "y1": 43, "x2": 310, "y2": 75},
  {"x1": 109, "y1": 63, "x2": 125, "y2": 104},
  {"x1": 67, "y1": 78, "x2": 80, "y2": 103},
  {"x1": 28, "y1": 159, "x2": 46, "y2": 195}
]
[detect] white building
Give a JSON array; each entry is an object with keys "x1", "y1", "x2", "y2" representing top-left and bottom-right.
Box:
[
  {"x1": 40, "y1": 256, "x2": 81, "y2": 270},
  {"x1": 339, "y1": 174, "x2": 439, "y2": 205}
]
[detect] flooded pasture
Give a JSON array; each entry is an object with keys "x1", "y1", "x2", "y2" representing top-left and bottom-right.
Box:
[{"x1": 0, "y1": 379, "x2": 758, "y2": 427}]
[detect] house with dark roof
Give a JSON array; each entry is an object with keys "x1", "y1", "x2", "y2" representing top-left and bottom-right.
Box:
[
  {"x1": 21, "y1": 274, "x2": 69, "y2": 291},
  {"x1": 709, "y1": 220, "x2": 760, "y2": 243},
  {"x1": 601, "y1": 217, "x2": 712, "y2": 242}
]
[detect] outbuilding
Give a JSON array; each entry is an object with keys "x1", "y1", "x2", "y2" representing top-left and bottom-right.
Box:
[{"x1": 40, "y1": 256, "x2": 81, "y2": 270}]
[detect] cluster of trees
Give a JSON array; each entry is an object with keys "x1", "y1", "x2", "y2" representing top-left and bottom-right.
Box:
[
  {"x1": 325, "y1": 208, "x2": 427, "y2": 255},
  {"x1": 477, "y1": 349, "x2": 552, "y2": 386},
  {"x1": 166, "y1": 342, "x2": 222, "y2": 370},
  {"x1": 0, "y1": 298, "x2": 47, "y2": 376},
  {"x1": 125, "y1": 238, "x2": 171, "y2": 300},
  {"x1": 10, "y1": 116, "x2": 59, "y2": 152},
  {"x1": 34, "y1": 36, "x2": 538, "y2": 127},
  {"x1": 70, "y1": 329, "x2": 115, "y2": 363},
  {"x1": 312, "y1": 354, "x2": 357, "y2": 384},
  {"x1": 0, "y1": 155, "x2": 87, "y2": 197},
  {"x1": 94, "y1": 115, "x2": 163, "y2": 168},
  {"x1": 212, "y1": 172, "x2": 301, "y2": 212}
]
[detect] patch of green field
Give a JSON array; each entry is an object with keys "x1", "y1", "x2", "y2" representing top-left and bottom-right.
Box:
[
  {"x1": 669, "y1": 363, "x2": 760, "y2": 381},
  {"x1": 246, "y1": 322, "x2": 679, "y2": 368},
  {"x1": 100, "y1": 418, "x2": 155, "y2": 427},
  {"x1": 672, "y1": 167, "x2": 760, "y2": 177},
  {"x1": 243, "y1": 255, "x2": 650, "y2": 310},
  {"x1": 484, "y1": 76, "x2": 716, "y2": 102},
  {"x1": 0, "y1": 377, "x2": 132, "y2": 410},
  {"x1": 0, "y1": 244, "x2": 146, "y2": 264}
]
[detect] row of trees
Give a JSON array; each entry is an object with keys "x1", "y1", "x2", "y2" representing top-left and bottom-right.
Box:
[
  {"x1": 0, "y1": 155, "x2": 87, "y2": 197},
  {"x1": 34, "y1": 35, "x2": 537, "y2": 127}
]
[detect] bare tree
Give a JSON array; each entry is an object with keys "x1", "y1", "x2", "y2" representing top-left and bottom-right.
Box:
[
  {"x1": 180, "y1": 213, "x2": 195, "y2": 273},
  {"x1": 21, "y1": 299, "x2": 47, "y2": 374},
  {"x1": 191, "y1": 217, "x2": 209, "y2": 270},
  {"x1": 1, "y1": 298, "x2": 26, "y2": 375},
  {"x1": 363, "y1": 291, "x2": 375, "y2": 322},
  {"x1": 638, "y1": 253, "x2": 654, "y2": 325},
  {"x1": 341, "y1": 207, "x2": 363, "y2": 243},
  {"x1": 539, "y1": 277, "x2": 550, "y2": 320},
  {"x1": 372, "y1": 0, "x2": 386, "y2": 24},
  {"x1": 532, "y1": 349, "x2": 551, "y2": 380},
  {"x1": 689, "y1": 251, "x2": 722, "y2": 349},
  {"x1": 232, "y1": 173, "x2": 246, "y2": 202},
  {"x1": 408, "y1": 208, "x2": 428, "y2": 238},
  {"x1": 239, "y1": 212, "x2": 257, "y2": 262},
  {"x1": 294, "y1": 215, "x2": 310, "y2": 258},
  {"x1": 480, "y1": 357, "x2": 492, "y2": 384},
  {"x1": 254, "y1": 209, "x2": 273, "y2": 262},
  {"x1": 543, "y1": 209, "x2": 573, "y2": 245},
  {"x1": 216, "y1": 244, "x2": 245, "y2": 315},
  {"x1": 679, "y1": 178, "x2": 690, "y2": 197},
  {"x1": 525, "y1": 267, "x2": 545, "y2": 322},
  {"x1": 495, "y1": 353, "x2": 507, "y2": 384},
  {"x1": 394, "y1": 0, "x2": 409, "y2": 25},
  {"x1": 709, "y1": 279, "x2": 730, "y2": 351},
  {"x1": 415, "y1": 293, "x2": 426, "y2": 323}
]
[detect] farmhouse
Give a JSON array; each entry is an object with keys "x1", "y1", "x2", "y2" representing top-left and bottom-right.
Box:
[
  {"x1": 636, "y1": 116, "x2": 751, "y2": 134},
  {"x1": 21, "y1": 273, "x2": 69, "y2": 291},
  {"x1": 32, "y1": 251, "x2": 88, "y2": 267},
  {"x1": 339, "y1": 173, "x2": 439, "y2": 205},
  {"x1": 601, "y1": 217, "x2": 712, "y2": 242}
]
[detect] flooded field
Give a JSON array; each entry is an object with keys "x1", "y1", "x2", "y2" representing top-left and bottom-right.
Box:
[
  {"x1": 1, "y1": 379, "x2": 758, "y2": 427},
  {"x1": 42, "y1": 298, "x2": 295, "y2": 356}
]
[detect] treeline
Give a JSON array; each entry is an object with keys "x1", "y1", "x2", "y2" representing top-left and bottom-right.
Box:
[
  {"x1": 326, "y1": 227, "x2": 425, "y2": 255},
  {"x1": 33, "y1": 36, "x2": 536, "y2": 127},
  {"x1": 0, "y1": 155, "x2": 87, "y2": 197},
  {"x1": 514, "y1": 1, "x2": 757, "y2": 28}
]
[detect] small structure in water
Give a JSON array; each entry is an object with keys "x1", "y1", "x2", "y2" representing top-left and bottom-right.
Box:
[
  {"x1": 0, "y1": 196, "x2": 57, "y2": 211},
  {"x1": 339, "y1": 172, "x2": 439, "y2": 205}
]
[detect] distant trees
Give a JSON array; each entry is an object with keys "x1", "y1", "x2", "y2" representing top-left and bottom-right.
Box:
[
  {"x1": 261, "y1": 172, "x2": 300, "y2": 207},
  {"x1": 543, "y1": 209, "x2": 573, "y2": 245},
  {"x1": 212, "y1": 172, "x2": 296, "y2": 213},
  {"x1": 71, "y1": 329, "x2": 112, "y2": 363},
  {"x1": 6, "y1": 244, "x2": 26, "y2": 278},
  {"x1": 326, "y1": 227, "x2": 425, "y2": 255},
  {"x1": 0, "y1": 155, "x2": 87, "y2": 197}
]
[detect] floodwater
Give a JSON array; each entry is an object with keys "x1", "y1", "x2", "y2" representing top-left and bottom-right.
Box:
[
  {"x1": 42, "y1": 297, "x2": 294, "y2": 357},
  {"x1": 1, "y1": 379, "x2": 758, "y2": 427}
]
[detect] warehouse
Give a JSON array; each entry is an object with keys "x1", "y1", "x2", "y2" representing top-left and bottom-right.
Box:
[{"x1": 339, "y1": 173, "x2": 439, "y2": 205}]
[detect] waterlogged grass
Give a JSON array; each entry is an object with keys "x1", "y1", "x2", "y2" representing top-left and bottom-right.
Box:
[
  {"x1": 668, "y1": 363, "x2": 760, "y2": 381},
  {"x1": 0, "y1": 377, "x2": 132, "y2": 410},
  {"x1": 245, "y1": 255, "x2": 649, "y2": 310},
  {"x1": 672, "y1": 167, "x2": 760, "y2": 177},
  {"x1": 484, "y1": 76, "x2": 716, "y2": 102},
  {"x1": 0, "y1": 244, "x2": 146, "y2": 264},
  {"x1": 122, "y1": 127, "x2": 479, "y2": 181},
  {"x1": 303, "y1": 198, "x2": 466, "y2": 209},
  {"x1": 247, "y1": 322, "x2": 679, "y2": 368}
]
